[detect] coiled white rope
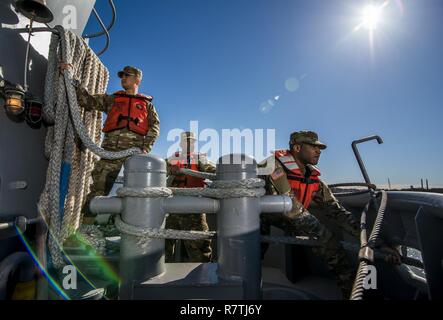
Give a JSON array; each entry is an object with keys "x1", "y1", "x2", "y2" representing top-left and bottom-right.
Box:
[{"x1": 39, "y1": 26, "x2": 141, "y2": 267}]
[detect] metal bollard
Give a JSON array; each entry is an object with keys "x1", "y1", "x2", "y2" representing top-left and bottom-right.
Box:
[
  {"x1": 119, "y1": 154, "x2": 167, "y2": 299},
  {"x1": 91, "y1": 153, "x2": 291, "y2": 300},
  {"x1": 91, "y1": 154, "x2": 219, "y2": 298},
  {"x1": 216, "y1": 154, "x2": 262, "y2": 299}
]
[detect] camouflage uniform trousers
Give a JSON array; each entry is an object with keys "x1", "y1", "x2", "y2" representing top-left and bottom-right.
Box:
[
  {"x1": 165, "y1": 213, "x2": 212, "y2": 263},
  {"x1": 261, "y1": 210, "x2": 355, "y2": 298},
  {"x1": 82, "y1": 129, "x2": 153, "y2": 219}
]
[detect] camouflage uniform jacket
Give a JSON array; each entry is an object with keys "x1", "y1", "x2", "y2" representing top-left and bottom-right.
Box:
[
  {"x1": 75, "y1": 86, "x2": 160, "y2": 152},
  {"x1": 260, "y1": 155, "x2": 360, "y2": 238}
]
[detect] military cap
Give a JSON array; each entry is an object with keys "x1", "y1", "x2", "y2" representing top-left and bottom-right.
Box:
[
  {"x1": 181, "y1": 131, "x2": 197, "y2": 141},
  {"x1": 117, "y1": 66, "x2": 143, "y2": 79},
  {"x1": 290, "y1": 130, "x2": 327, "y2": 149}
]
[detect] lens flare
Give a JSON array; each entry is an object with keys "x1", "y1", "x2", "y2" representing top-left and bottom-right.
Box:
[
  {"x1": 285, "y1": 78, "x2": 300, "y2": 92},
  {"x1": 362, "y1": 5, "x2": 382, "y2": 31},
  {"x1": 16, "y1": 224, "x2": 120, "y2": 300},
  {"x1": 16, "y1": 226, "x2": 71, "y2": 300}
]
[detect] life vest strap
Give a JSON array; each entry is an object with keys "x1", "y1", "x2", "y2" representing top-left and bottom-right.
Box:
[
  {"x1": 287, "y1": 175, "x2": 320, "y2": 185},
  {"x1": 117, "y1": 115, "x2": 140, "y2": 125}
]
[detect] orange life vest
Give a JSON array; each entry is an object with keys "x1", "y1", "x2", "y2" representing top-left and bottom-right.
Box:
[
  {"x1": 102, "y1": 91, "x2": 152, "y2": 135},
  {"x1": 275, "y1": 149, "x2": 321, "y2": 209},
  {"x1": 169, "y1": 152, "x2": 205, "y2": 188}
]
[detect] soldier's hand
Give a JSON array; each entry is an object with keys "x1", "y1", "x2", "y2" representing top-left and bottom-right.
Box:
[
  {"x1": 170, "y1": 165, "x2": 181, "y2": 175},
  {"x1": 59, "y1": 61, "x2": 73, "y2": 74},
  {"x1": 379, "y1": 245, "x2": 402, "y2": 265},
  {"x1": 284, "y1": 198, "x2": 306, "y2": 219}
]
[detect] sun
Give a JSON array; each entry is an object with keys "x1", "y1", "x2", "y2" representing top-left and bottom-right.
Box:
[
  {"x1": 356, "y1": 2, "x2": 390, "y2": 32},
  {"x1": 351, "y1": 1, "x2": 404, "y2": 59},
  {"x1": 361, "y1": 5, "x2": 383, "y2": 30}
]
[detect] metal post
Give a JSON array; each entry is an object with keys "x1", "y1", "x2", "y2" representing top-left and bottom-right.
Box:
[
  {"x1": 90, "y1": 196, "x2": 122, "y2": 214},
  {"x1": 351, "y1": 135, "x2": 383, "y2": 185},
  {"x1": 119, "y1": 154, "x2": 167, "y2": 299},
  {"x1": 216, "y1": 154, "x2": 262, "y2": 299},
  {"x1": 163, "y1": 196, "x2": 219, "y2": 214}
]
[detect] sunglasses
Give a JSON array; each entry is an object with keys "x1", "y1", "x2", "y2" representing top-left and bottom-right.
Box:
[{"x1": 118, "y1": 71, "x2": 136, "y2": 78}]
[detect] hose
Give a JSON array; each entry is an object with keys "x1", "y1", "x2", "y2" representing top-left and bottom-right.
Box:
[{"x1": 350, "y1": 190, "x2": 388, "y2": 300}]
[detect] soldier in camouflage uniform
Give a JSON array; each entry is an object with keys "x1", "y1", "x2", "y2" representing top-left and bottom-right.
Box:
[
  {"x1": 260, "y1": 131, "x2": 360, "y2": 298},
  {"x1": 65, "y1": 65, "x2": 160, "y2": 224},
  {"x1": 165, "y1": 132, "x2": 215, "y2": 262}
]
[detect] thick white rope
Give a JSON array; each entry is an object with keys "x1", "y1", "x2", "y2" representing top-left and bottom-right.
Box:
[
  {"x1": 170, "y1": 187, "x2": 265, "y2": 198},
  {"x1": 39, "y1": 26, "x2": 141, "y2": 267},
  {"x1": 115, "y1": 216, "x2": 216, "y2": 248},
  {"x1": 170, "y1": 178, "x2": 265, "y2": 198},
  {"x1": 114, "y1": 178, "x2": 265, "y2": 244},
  {"x1": 116, "y1": 187, "x2": 172, "y2": 198}
]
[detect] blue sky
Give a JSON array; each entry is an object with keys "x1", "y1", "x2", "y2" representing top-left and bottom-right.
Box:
[{"x1": 84, "y1": 0, "x2": 443, "y2": 188}]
